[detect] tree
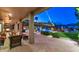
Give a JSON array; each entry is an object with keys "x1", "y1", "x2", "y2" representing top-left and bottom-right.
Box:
[
  {"x1": 75, "y1": 7, "x2": 79, "y2": 19},
  {"x1": 75, "y1": 8, "x2": 79, "y2": 26}
]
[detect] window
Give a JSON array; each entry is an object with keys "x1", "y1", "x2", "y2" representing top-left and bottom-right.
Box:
[{"x1": 0, "y1": 23, "x2": 3, "y2": 32}]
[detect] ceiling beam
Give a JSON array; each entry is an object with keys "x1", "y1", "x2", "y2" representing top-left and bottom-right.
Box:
[{"x1": 31, "y1": 7, "x2": 50, "y2": 15}]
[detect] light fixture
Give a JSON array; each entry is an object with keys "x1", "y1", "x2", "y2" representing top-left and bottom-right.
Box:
[
  {"x1": 8, "y1": 13, "x2": 12, "y2": 17},
  {"x1": 8, "y1": 13, "x2": 13, "y2": 20},
  {"x1": 6, "y1": 28, "x2": 10, "y2": 32}
]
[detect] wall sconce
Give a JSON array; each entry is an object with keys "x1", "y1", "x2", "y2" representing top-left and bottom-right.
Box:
[
  {"x1": 8, "y1": 13, "x2": 12, "y2": 17},
  {"x1": 8, "y1": 13, "x2": 12, "y2": 20}
]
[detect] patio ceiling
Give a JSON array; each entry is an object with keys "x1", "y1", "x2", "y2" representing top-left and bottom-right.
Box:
[{"x1": 0, "y1": 7, "x2": 38, "y2": 19}]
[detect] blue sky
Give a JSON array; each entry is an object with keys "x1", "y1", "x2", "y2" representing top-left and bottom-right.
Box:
[{"x1": 34, "y1": 7, "x2": 79, "y2": 25}]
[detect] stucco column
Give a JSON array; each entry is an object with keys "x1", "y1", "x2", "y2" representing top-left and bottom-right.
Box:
[
  {"x1": 19, "y1": 22, "x2": 22, "y2": 33},
  {"x1": 14, "y1": 23, "x2": 18, "y2": 32},
  {"x1": 28, "y1": 12, "x2": 34, "y2": 44}
]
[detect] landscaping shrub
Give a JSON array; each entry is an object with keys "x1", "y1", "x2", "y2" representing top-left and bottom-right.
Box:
[
  {"x1": 41, "y1": 31, "x2": 79, "y2": 42},
  {"x1": 41, "y1": 31, "x2": 51, "y2": 36},
  {"x1": 63, "y1": 32, "x2": 78, "y2": 41},
  {"x1": 51, "y1": 33, "x2": 60, "y2": 38}
]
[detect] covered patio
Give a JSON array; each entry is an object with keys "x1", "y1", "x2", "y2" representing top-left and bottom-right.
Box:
[
  {"x1": 10, "y1": 33, "x2": 79, "y2": 52},
  {"x1": 0, "y1": 7, "x2": 79, "y2": 52}
]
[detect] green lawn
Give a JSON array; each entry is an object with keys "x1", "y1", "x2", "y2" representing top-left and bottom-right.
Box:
[{"x1": 41, "y1": 31, "x2": 79, "y2": 42}]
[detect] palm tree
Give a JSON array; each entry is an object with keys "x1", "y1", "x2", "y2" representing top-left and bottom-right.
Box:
[
  {"x1": 75, "y1": 7, "x2": 79, "y2": 29},
  {"x1": 75, "y1": 8, "x2": 79, "y2": 25},
  {"x1": 75, "y1": 7, "x2": 79, "y2": 19}
]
